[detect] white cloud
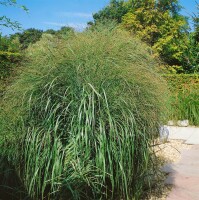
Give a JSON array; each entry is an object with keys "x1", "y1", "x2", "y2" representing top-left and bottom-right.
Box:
[
  {"x1": 43, "y1": 22, "x2": 88, "y2": 31},
  {"x1": 43, "y1": 22, "x2": 67, "y2": 27},
  {"x1": 58, "y1": 12, "x2": 92, "y2": 18},
  {"x1": 68, "y1": 22, "x2": 87, "y2": 29}
]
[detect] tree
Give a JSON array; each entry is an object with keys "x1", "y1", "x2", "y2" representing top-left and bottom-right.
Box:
[
  {"x1": 93, "y1": 0, "x2": 130, "y2": 23},
  {"x1": 0, "y1": 34, "x2": 21, "y2": 80},
  {"x1": 182, "y1": 2, "x2": 199, "y2": 73},
  {"x1": 55, "y1": 26, "x2": 75, "y2": 39},
  {"x1": 121, "y1": 0, "x2": 189, "y2": 69},
  {"x1": 193, "y1": 2, "x2": 199, "y2": 43},
  {"x1": 16, "y1": 28, "x2": 43, "y2": 49},
  {"x1": 156, "y1": 0, "x2": 182, "y2": 16},
  {"x1": 122, "y1": 0, "x2": 160, "y2": 46},
  {"x1": 93, "y1": 0, "x2": 192, "y2": 73},
  {"x1": 182, "y1": 33, "x2": 199, "y2": 73},
  {"x1": 44, "y1": 29, "x2": 57, "y2": 35},
  {"x1": 0, "y1": 34, "x2": 20, "y2": 52},
  {"x1": 0, "y1": 1, "x2": 27, "y2": 84},
  {"x1": 57, "y1": 26, "x2": 74, "y2": 35}
]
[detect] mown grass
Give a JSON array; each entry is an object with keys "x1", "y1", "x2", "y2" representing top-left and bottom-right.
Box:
[{"x1": 0, "y1": 24, "x2": 169, "y2": 199}]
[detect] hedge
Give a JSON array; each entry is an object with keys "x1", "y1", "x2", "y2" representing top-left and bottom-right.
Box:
[{"x1": 163, "y1": 74, "x2": 199, "y2": 92}]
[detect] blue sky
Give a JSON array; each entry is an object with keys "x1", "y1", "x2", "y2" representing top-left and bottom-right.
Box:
[{"x1": 0, "y1": 0, "x2": 198, "y2": 36}]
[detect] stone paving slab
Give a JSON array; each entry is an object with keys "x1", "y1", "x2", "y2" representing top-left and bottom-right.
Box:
[
  {"x1": 186, "y1": 133, "x2": 199, "y2": 144},
  {"x1": 165, "y1": 145, "x2": 199, "y2": 200},
  {"x1": 164, "y1": 164, "x2": 199, "y2": 177},
  {"x1": 179, "y1": 150, "x2": 199, "y2": 163},
  {"x1": 167, "y1": 126, "x2": 199, "y2": 144},
  {"x1": 165, "y1": 172, "x2": 199, "y2": 186},
  {"x1": 167, "y1": 187, "x2": 199, "y2": 200},
  {"x1": 168, "y1": 127, "x2": 193, "y2": 140}
]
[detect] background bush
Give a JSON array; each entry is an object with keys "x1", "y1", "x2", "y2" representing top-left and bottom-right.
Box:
[
  {"x1": 0, "y1": 26, "x2": 168, "y2": 199},
  {"x1": 0, "y1": 51, "x2": 21, "y2": 79},
  {"x1": 0, "y1": 35, "x2": 22, "y2": 97}
]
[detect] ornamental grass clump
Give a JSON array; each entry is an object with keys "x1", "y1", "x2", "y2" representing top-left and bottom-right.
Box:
[
  {"x1": 164, "y1": 74, "x2": 199, "y2": 126},
  {"x1": 0, "y1": 25, "x2": 168, "y2": 199}
]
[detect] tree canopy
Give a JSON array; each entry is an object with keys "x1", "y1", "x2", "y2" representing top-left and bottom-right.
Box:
[
  {"x1": 193, "y1": 2, "x2": 199, "y2": 43},
  {"x1": 93, "y1": 0, "x2": 198, "y2": 73},
  {"x1": 93, "y1": 0, "x2": 130, "y2": 23},
  {"x1": 122, "y1": 0, "x2": 189, "y2": 66}
]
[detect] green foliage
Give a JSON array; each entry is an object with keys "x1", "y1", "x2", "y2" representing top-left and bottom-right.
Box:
[
  {"x1": 14, "y1": 28, "x2": 43, "y2": 49},
  {"x1": 181, "y1": 2, "x2": 199, "y2": 73},
  {"x1": 164, "y1": 74, "x2": 199, "y2": 125},
  {"x1": 121, "y1": 0, "x2": 189, "y2": 67},
  {"x1": 44, "y1": 29, "x2": 57, "y2": 35},
  {"x1": 0, "y1": 50, "x2": 21, "y2": 79},
  {"x1": 164, "y1": 74, "x2": 199, "y2": 91},
  {"x1": 182, "y1": 33, "x2": 199, "y2": 73},
  {"x1": 44, "y1": 27, "x2": 75, "y2": 37},
  {"x1": 0, "y1": 35, "x2": 21, "y2": 80},
  {"x1": 0, "y1": 26, "x2": 168, "y2": 199},
  {"x1": 93, "y1": 0, "x2": 196, "y2": 73},
  {"x1": 0, "y1": 34, "x2": 20, "y2": 52},
  {"x1": 0, "y1": 15, "x2": 21, "y2": 30},
  {"x1": 177, "y1": 2, "x2": 199, "y2": 73},
  {"x1": 156, "y1": 0, "x2": 182, "y2": 16},
  {"x1": 57, "y1": 26, "x2": 74, "y2": 34},
  {"x1": 193, "y1": 2, "x2": 199, "y2": 43},
  {"x1": 93, "y1": 0, "x2": 130, "y2": 23},
  {"x1": 55, "y1": 26, "x2": 75, "y2": 39},
  {"x1": 9, "y1": 27, "x2": 74, "y2": 50}
]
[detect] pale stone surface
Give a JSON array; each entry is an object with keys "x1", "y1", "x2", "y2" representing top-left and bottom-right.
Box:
[
  {"x1": 167, "y1": 126, "x2": 199, "y2": 144},
  {"x1": 167, "y1": 187, "x2": 199, "y2": 200},
  {"x1": 165, "y1": 145, "x2": 199, "y2": 200},
  {"x1": 185, "y1": 129, "x2": 199, "y2": 144}
]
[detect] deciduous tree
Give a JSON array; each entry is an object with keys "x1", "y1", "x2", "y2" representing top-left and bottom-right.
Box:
[
  {"x1": 16, "y1": 28, "x2": 43, "y2": 49},
  {"x1": 121, "y1": 0, "x2": 189, "y2": 68},
  {"x1": 93, "y1": 0, "x2": 130, "y2": 23}
]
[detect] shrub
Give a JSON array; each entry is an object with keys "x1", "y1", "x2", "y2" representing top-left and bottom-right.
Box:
[
  {"x1": 0, "y1": 35, "x2": 22, "y2": 97},
  {"x1": 0, "y1": 26, "x2": 168, "y2": 199},
  {"x1": 0, "y1": 51, "x2": 21, "y2": 79}
]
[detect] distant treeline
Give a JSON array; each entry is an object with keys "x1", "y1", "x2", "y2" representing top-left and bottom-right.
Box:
[{"x1": 0, "y1": 26, "x2": 75, "y2": 83}]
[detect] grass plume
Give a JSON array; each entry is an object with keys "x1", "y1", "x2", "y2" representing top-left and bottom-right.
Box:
[{"x1": 0, "y1": 24, "x2": 168, "y2": 199}]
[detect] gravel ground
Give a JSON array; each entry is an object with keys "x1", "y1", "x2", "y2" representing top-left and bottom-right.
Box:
[
  {"x1": 144, "y1": 139, "x2": 192, "y2": 200},
  {"x1": 154, "y1": 139, "x2": 192, "y2": 163}
]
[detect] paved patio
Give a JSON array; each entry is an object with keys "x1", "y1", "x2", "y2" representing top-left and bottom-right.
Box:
[{"x1": 162, "y1": 126, "x2": 199, "y2": 200}]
